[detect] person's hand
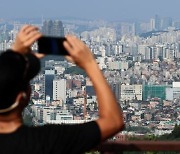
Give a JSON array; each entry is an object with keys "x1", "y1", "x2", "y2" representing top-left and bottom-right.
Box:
[
  {"x1": 63, "y1": 36, "x2": 96, "y2": 70},
  {"x1": 11, "y1": 25, "x2": 42, "y2": 54},
  {"x1": 34, "y1": 53, "x2": 45, "y2": 59}
]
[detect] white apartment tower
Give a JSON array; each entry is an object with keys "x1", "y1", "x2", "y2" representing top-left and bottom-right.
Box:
[
  {"x1": 150, "y1": 18, "x2": 156, "y2": 31},
  {"x1": 121, "y1": 85, "x2": 142, "y2": 101},
  {"x1": 53, "y1": 79, "x2": 66, "y2": 103}
]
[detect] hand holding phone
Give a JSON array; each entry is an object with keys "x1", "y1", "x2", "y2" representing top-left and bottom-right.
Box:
[{"x1": 38, "y1": 36, "x2": 69, "y2": 55}]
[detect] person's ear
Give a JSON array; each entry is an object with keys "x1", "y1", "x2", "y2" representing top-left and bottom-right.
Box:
[
  {"x1": 16, "y1": 92, "x2": 27, "y2": 103},
  {"x1": 22, "y1": 92, "x2": 27, "y2": 100}
]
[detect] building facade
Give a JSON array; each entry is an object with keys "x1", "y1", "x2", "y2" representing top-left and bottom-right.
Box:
[
  {"x1": 42, "y1": 20, "x2": 64, "y2": 37},
  {"x1": 121, "y1": 85, "x2": 142, "y2": 101},
  {"x1": 53, "y1": 79, "x2": 67, "y2": 103}
]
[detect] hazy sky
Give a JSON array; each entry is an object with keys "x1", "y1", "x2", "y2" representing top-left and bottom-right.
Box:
[{"x1": 0, "y1": 0, "x2": 179, "y2": 21}]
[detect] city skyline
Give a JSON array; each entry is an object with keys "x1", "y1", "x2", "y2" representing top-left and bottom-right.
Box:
[
  {"x1": 0, "y1": 13, "x2": 180, "y2": 137},
  {"x1": 0, "y1": 0, "x2": 180, "y2": 21}
]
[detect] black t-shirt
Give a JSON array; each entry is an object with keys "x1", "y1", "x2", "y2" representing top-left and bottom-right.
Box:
[{"x1": 0, "y1": 121, "x2": 101, "y2": 154}]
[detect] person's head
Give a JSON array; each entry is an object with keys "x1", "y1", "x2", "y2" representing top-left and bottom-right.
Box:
[{"x1": 0, "y1": 51, "x2": 40, "y2": 115}]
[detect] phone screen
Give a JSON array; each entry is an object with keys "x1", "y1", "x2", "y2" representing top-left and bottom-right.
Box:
[{"x1": 38, "y1": 36, "x2": 69, "y2": 55}]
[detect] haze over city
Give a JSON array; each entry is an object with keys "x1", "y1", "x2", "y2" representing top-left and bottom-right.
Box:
[
  {"x1": 0, "y1": 0, "x2": 180, "y2": 145},
  {"x1": 0, "y1": 0, "x2": 180, "y2": 21}
]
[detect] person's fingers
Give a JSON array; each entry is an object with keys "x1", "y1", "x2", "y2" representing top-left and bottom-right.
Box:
[
  {"x1": 34, "y1": 53, "x2": 45, "y2": 59},
  {"x1": 67, "y1": 36, "x2": 85, "y2": 52},
  {"x1": 20, "y1": 30, "x2": 41, "y2": 43},
  {"x1": 20, "y1": 25, "x2": 31, "y2": 33},
  {"x1": 65, "y1": 55, "x2": 75, "y2": 63},
  {"x1": 24, "y1": 32, "x2": 42, "y2": 46},
  {"x1": 63, "y1": 41, "x2": 74, "y2": 55},
  {"x1": 65, "y1": 36, "x2": 81, "y2": 50},
  {"x1": 25, "y1": 31, "x2": 42, "y2": 41},
  {"x1": 23, "y1": 26, "x2": 39, "y2": 35}
]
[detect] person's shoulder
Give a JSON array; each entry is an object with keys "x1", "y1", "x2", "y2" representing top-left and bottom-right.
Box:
[
  {"x1": 25, "y1": 124, "x2": 62, "y2": 132},
  {"x1": 23, "y1": 121, "x2": 100, "y2": 134}
]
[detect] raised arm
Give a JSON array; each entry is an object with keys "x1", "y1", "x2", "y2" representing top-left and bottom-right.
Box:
[
  {"x1": 11, "y1": 25, "x2": 41, "y2": 53},
  {"x1": 11, "y1": 25, "x2": 44, "y2": 58},
  {"x1": 64, "y1": 36, "x2": 124, "y2": 141}
]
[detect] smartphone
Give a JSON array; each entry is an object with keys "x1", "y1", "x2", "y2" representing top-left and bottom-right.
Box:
[{"x1": 37, "y1": 36, "x2": 69, "y2": 55}]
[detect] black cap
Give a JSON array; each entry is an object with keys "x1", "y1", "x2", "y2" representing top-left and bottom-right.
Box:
[{"x1": 0, "y1": 50, "x2": 40, "y2": 111}]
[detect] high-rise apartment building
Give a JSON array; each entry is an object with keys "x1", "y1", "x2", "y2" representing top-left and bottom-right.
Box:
[
  {"x1": 155, "y1": 15, "x2": 161, "y2": 31},
  {"x1": 111, "y1": 82, "x2": 121, "y2": 101},
  {"x1": 42, "y1": 20, "x2": 64, "y2": 37},
  {"x1": 161, "y1": 17, "x2": 172, "y2": 30},
  {"x1": 150, "y1": 18, "x2": 156, "y2": 31},
  {"x1": 44, "y1": 70, "x2": 55, "y2": 101},
  {"x1": 53, "y1": 79, "x2": 66, "y2": 103}
]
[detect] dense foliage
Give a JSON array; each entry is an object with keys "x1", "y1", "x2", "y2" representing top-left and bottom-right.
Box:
[{"x1": 64, "y1": 66, "x2": 87, "y2": 76}]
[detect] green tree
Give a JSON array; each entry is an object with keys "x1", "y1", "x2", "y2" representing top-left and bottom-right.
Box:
[{"x1": 64, "y1": 66, "x2": 87, "y2": 76}]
